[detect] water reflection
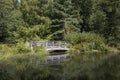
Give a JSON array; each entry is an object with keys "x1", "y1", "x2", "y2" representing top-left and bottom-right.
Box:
[{"x1": 0, "y1": 52, "x2": 120, "y2": 80}]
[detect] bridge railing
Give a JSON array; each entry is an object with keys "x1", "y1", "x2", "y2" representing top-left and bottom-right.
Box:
[
  {"x1": 30, "y1": 41, "x2": 68, "y2": 50},
  {"x1": 43, "y1": 41, "x2": 67, "y2": 48}
]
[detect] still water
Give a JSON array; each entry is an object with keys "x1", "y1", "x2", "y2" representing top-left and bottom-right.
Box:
[{"x1": 0, "y1": 52, "x2": 120, "y2": 80}]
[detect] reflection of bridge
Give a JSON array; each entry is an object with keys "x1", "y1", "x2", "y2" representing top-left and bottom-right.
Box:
[
  {"x1": 31, "y1": 54, "x2": 70, "y2": 65},
  {"x1": 30, "y1": 41, "x2": 69, "y2": 51}
]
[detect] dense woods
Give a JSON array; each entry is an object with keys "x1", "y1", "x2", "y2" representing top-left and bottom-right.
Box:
[
  {"x1": 0, "y1": 0, "x2": 120, "y2": 80},
  {"x1": 0, "y1": 0, "x2": 120, "y2": 45}
]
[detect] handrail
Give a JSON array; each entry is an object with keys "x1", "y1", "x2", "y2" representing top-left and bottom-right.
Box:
[{"x1": 30, "y1": 41, "x2": 68, "y2": 51}]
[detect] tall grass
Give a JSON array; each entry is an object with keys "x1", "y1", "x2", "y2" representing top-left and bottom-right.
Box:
[{"x1": 0, "y1": 41, "x2": 49, "y2": 60}]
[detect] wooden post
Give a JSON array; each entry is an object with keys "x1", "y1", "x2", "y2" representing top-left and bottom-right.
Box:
[
  {"x1": 53, "y1": 41, "x2": 54, "y2": 48},
  {"x1": 59, "y1": 41, "x2": 61, "y2": 48},
  {"x1": 65, "y1": 42, "x2": 67, "y2": 48},
  {"x1": 30, "y1": 42, "x2": 33, "y2": 49}
]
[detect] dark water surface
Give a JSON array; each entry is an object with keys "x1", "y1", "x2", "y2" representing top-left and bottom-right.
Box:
[{"x1": 0, "y1": 52, "x2": 120, "y2": 80}]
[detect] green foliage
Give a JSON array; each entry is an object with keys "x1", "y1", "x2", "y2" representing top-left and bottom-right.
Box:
[
  {"x1": 89, "y1": 10, "x2": 107, "y2": 34},
  {"x1": 20, "y1": 0, "x2": 52, "y2": 41},
  {"x1": 16, "y1": 41, "x2": 32, "y2": 54},
  {"x1": 7, "y1": 11, "x2": 26, "y2": 43},
  {"x1": 0, "y1": 0, "x2": 14, "y2": 42},
  {"x1": 15, "y1": 40, "x2": 48, "y2": 55},
  {"x1": 45, "y1": 0, "x2": 79, "y2": 40},
  {"x1": 0, "y1": 0, "x2": 120, "y2": 79},
  {"x1": 72, "y1": 0, "x2": 93, "y2": 32},
  {"x1": 20, "y1": 0, "x2": 41, "y2": 25},
  {"x1": 33, "y1": 46, "x2": 48, "y2": 55},
  {"x1": 0, "y1": 0, "x2": 119, "y2": 46},
  {"x1": 65, "y1": 32, "x2": 110, "y2": 52},
  {"x1": 90, "y1": 0, "x2": 120, "y2": 45},
  {"x1": 0, "y1": 44, "x2": 14, "y2": 54}
]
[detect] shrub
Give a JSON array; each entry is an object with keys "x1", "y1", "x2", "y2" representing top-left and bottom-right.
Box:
[
  {"x1": 0, "y1": 44, "x2": 16, "y2": 54},
  {"x1": 65, "y1": 32, "x2": 109, "y2": 52},
  {"x1": 16, "y1": 41, "x2": 32, "y2": 54},
  {"x1": 33, "y1": 46, "x2": 48, "y2": 56}
]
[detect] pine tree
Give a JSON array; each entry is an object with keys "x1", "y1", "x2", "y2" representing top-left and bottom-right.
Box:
[
  {"x1": 45, "y1": 0, "x2": 79, "y2": 40},
  {"x1": 63, "y1": 0, "x2": 79, "y2": 30},
  {"x1": 44, "y1": 0, "x2": 64, "y2": 40}
]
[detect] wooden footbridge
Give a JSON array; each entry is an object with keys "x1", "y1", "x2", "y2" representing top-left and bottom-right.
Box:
[
  {"x1": 30, "y1": 41, "x2": 69, "y2": 51},
  {"x1": 29, "y1": 41, "x2": 70, "y2": 65}
]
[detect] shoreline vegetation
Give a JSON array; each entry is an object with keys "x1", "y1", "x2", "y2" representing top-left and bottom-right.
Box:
[
  {"x1": 0, "y1": 31, "x2": 120, "y2": 55},
  {"x1": 0, "y1": 31, "x2": 120, "y2": 59}
]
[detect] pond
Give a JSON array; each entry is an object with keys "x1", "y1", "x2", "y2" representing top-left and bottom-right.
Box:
[{"x1": 0, "y1": 52, "x2": 120, "y2": 80}]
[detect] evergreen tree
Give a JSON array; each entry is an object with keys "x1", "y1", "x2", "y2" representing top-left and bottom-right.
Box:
[
  {"x1": 45, "y1": 0, "x2": 65, "y2": 40},
  {"x1": 63, "y1": 0, "x2": 79, "y2": 34},
  {"x1": 0, "y1": 0, "x2": 120, "y2": 45},
  {"x1": 45, "y1": 0, "x2": 79, "y2": 40}
]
